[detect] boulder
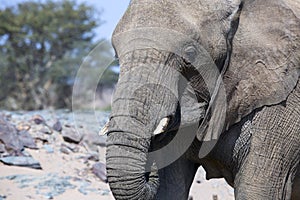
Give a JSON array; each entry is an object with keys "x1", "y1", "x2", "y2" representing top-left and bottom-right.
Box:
[
  {"x1": 0, "y1": 116, "x2": 24, "y2": 156},
  {"x1": 0, "y1": 156, "x2": 42, "y2": 169},
  {"x1": 62, "y1": 127, "x2": 83, "y2": 144},
  {"x1": 92, "y1": 162, "x2": 107, "y2": 183},
  {"x1": 18, "y1": 130, "x2": 37, "y2": 150},
  {"x1": 52, "y1": 119, "x2": 62, "y2": 132}
]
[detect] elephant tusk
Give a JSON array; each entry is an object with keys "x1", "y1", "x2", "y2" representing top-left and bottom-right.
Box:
[
  {"x1": 99, "y1": 122, "x2": 109, "y2": 136},
  {"x1": 153, "y1": 117, "x2": 170, "y2": 136}
]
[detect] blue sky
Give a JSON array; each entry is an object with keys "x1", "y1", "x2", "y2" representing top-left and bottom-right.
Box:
[
  {"x1": 1, "y1": 0, "x2": 131, "y2": 40},
  {"x1": 85, "y1": 0, "x2": 131, "y2": 40}
]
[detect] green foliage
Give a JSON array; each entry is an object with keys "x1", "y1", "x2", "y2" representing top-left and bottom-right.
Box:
[{"x1": 0, "y1": 0, "x2": 118, "y2": 110}]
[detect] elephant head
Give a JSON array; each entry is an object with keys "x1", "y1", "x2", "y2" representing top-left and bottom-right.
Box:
[{"x1": 105, "y1": 0, "x2": 300, "y2": 199}]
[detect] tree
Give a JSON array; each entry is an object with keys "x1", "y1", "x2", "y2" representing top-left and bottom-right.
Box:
[{"x1": 0, "y1": 0, "x2": 116, "y2": 110}]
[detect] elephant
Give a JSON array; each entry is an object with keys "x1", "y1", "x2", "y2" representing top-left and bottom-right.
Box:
[{"x1": 104, "y1": 0, "x2": 300, "y2": 199}]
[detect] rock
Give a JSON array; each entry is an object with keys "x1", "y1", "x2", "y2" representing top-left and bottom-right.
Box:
[
  {"x1": 4, "y1": 174, "x2": 76, "y2": 198},
  {"x1": 76, "y1": 168, "x2": 89, "y2": 177},
  {"x1": 45, "y1": 195, "x2": 53, "y2": 199},
  {"x1": 32, "y1": 114, "x2": 45, "y2": 125},
  {"x1": 18, "y1": 130, "x2": 37, "y2": 150},
  {"x1": 77, "y1": 182, "x2": 110, "y2": 196},
  {"x1": 28, "y1": 124, "x2": 50, "y2": 142},
  {"x1": 0, "y1": 143, "x2": 6, "y2": 154},
  {"x1": 81, "y1": 132, "x2": 106, "y2": 153},
  {"x1": 82, "y1": 132, "x2": 106, "y2": 147},
  {"x1": 16, "y1": 123, "x2": 31, "y2": 131},
  {"x1": 32, "y1": 132, "x2": 49, "y2": 143},
  {"x1": 61, "y1": 143, "x2": 79, "y2": 153},
  {"x1": 0, "y1": 116, "x2": 24, "y2": 156},
  {"x1": 62, "y1": 128, "x2": 83, "y2": 144},
  {"x1": 34, "y1": 175, "x2": 76, "y2": 198},
  {"x1": 64, "y1": 124, "x2": 72, "y2": 128},
  {"x1": 76, "y1": 178, "x2": 110, "y2": 196},
  {"x1": 21, "y1": 150, "x2": 32, "y2": 157},
  {"x1": 0, "y1": 195, "x2": 7, "y2": 200},
  {"x1": 188, "y1": 196, "x2": 193, "y2": 200},
  {"x1": 43, "y1": 145, "x2": 54, "y2": 154},
  {"x1": 85, "y1": 152, "x2": 99, "y2": 162},
  {"x1": 78, "y1": 187, "x2": 89, "y2": 195},
  {"x1": 0, "y1": 156, "x2": 42, "y2": 169},
  {"x1": 60, "y1": 146, "x2": 71, "y2": 155},
  {"x1": 92, "y1": 162, "x2": 107, "y2": 182},
  {"x1": 29, "y1": 123, "x2": 53, "y2": 135},
  {"x1": 39, "y1": 126, "x2": 53, "y2": 135},
  {"x1": 77, "y1": 180, "x2": 92, "y2": 195},
  {"x1": 99, "y1": 189, "x2": 110, "y2": 196},
  {"x1": 52, "y1": 120, "x2": 62, "y2": 132},
  {"x1": 213, "y1": 195, "x2": 218, "y2": 200}
]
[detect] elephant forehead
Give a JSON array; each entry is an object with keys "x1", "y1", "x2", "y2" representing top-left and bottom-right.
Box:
[
  {"x1": 113, "y1": 0, "x2": 237, "y2": 55},
  {"x1": 113, "y1": 1, "x2": 191, "y2": 36}
]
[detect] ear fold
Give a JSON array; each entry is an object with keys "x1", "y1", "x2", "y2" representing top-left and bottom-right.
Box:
[{"x1": 224, "y1": 0, "x2": 300, "y2": 126}]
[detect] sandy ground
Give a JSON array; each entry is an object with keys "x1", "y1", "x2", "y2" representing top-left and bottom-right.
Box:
[
  {"x1": 0, "y1": 110, "x2": 234, "y2": 200},
  {"x1": 0, "y1": 148, "x2": 234, "y2": 200}
]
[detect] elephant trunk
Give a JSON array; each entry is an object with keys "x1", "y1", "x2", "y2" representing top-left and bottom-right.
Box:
[
  {"x1": 106, "y1": 49, "x2": 180, "y2": 200},
  {"x1": 106, "y1": 116, "x2": 159, "y2": 200}
]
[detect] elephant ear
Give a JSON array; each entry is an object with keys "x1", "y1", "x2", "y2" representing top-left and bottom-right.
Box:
[{"x1": 224, "y1": 0, "x2": 300, "y2": 127}]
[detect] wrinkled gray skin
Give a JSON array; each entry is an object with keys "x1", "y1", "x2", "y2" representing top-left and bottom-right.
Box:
[{"x1": 106, "y1": 0, "x2": 300, "y2": 199}]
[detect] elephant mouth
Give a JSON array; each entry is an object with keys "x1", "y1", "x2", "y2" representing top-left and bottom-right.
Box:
[
  {"x1": 149, "y1": 97, "x2": 207, "y2": 154},
  {"x1": 141, "y1": 101, "x2": 205, "y2": 196},
  {"x1": 143, "y1": 100, "x2": 207, "y2": 190}
]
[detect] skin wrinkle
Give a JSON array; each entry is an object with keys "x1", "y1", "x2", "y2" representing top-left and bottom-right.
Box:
[
  {"x1": 234, "y1": 83, "x2": 300, "y2": 199},
  {"x1": 227, "y1": 0, "x2": 299, "y2": 124},
  {"x1": 107, "y1": 0, "x2": 300, "y2": 199}
]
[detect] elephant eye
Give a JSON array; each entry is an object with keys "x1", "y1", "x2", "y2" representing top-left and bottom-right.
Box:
[{"x1": 183, "y1": 45, "x2": 197, "y2": 63}]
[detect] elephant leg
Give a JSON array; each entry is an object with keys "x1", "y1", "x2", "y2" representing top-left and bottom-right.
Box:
[
  {"x1": 156, "y1": 156, "x2": 199, "y2": 200},
  {"x1": 291, "y1": 166, "x2": 300, "y2": 200},
  {"x1": 234, "y1": 99, "x2": 300, "y2": 200}
]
